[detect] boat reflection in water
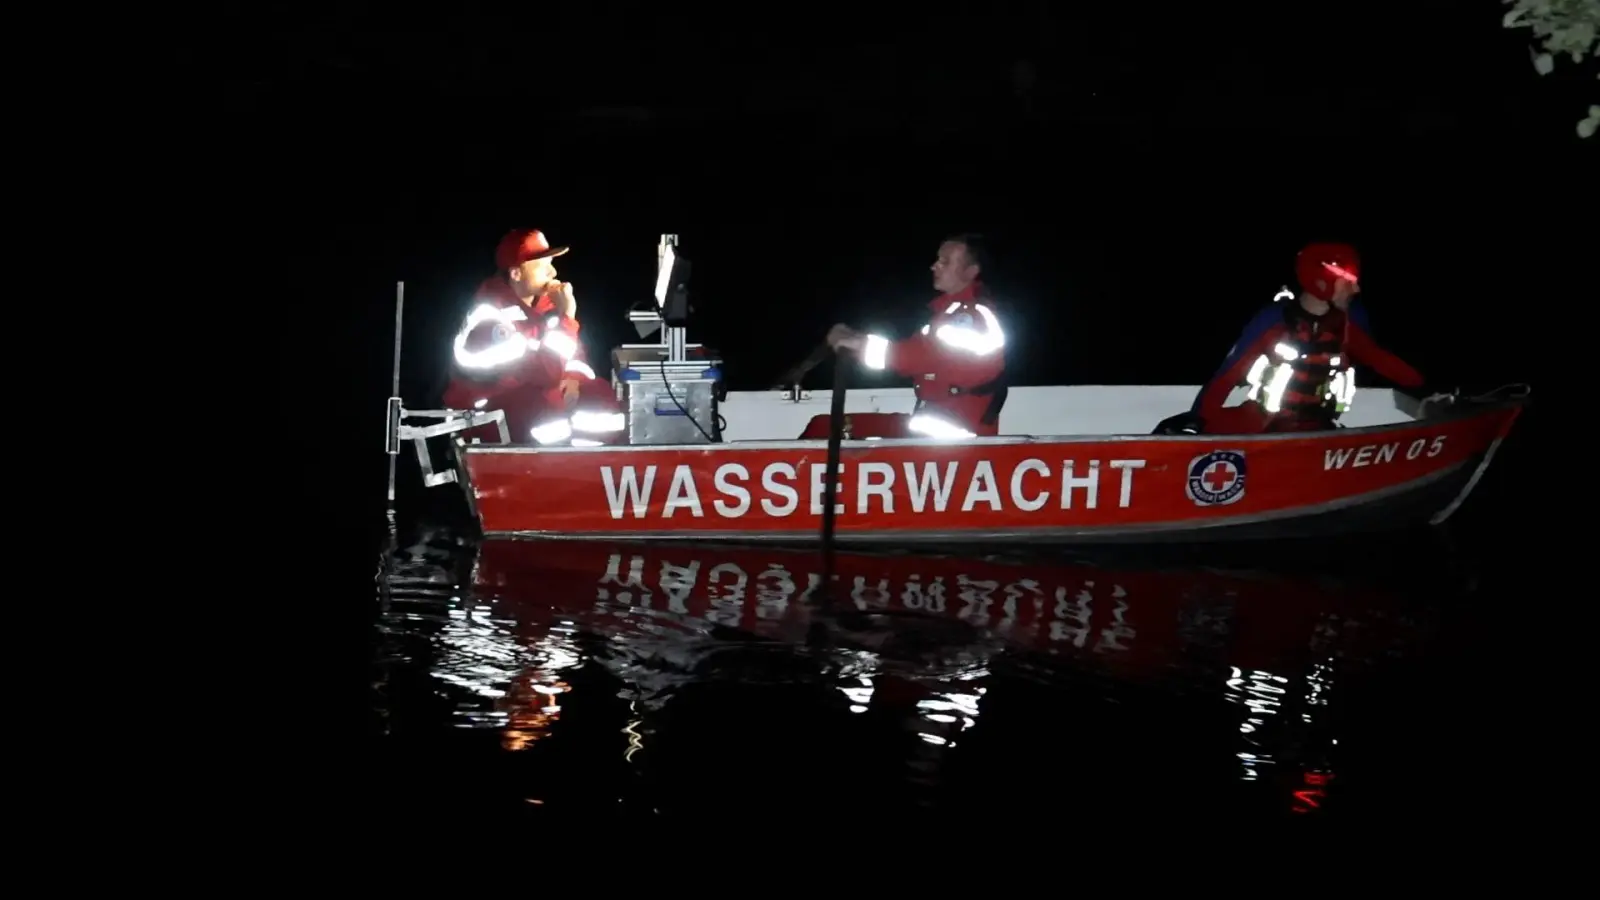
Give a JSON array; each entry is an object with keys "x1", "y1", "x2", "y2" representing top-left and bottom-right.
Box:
[{"x1": 381, "y1": 532, "x2": 1451, "y2": 819}]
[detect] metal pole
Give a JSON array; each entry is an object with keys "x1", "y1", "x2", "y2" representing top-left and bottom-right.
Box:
[
  {"x1": 386, "y1": 281, "x2": 405, "y2": 536},
  {"x1": 379, "y1": 281, "x2": 407, "y2": 618},
  {"x1": 377, "y1": 281, "x2": 406, "y2": 658},
  {"x1": 818, "y1": 351, "x2": 849, "y2": 604},
  {"x1": 392, "y1": 281, "x2": 405, "y2": 397}
]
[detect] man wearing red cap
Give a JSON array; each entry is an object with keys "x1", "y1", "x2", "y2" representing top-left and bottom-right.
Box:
[
  {"x1": 443, "y1": 228, "x2": 625, "y2": 445},
  {"x1": 1192, "y1": 241, "x2": 1426, "y2": 434},
  {"x1": 494, "y1": 229, "x2": 586, "y2": 413}
]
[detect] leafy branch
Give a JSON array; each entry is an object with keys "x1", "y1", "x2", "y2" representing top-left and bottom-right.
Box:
[{"x1": 1502, "y1": 0, "x2": 1600, "y2": 137}]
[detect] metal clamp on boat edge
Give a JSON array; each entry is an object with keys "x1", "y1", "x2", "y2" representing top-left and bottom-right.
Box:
[
  {"x1": 381, "y1": 280, "x2": 510, "y2": 512},
  {"x1": 389, "y1": 405, "x2": 510, "y2": 487}
]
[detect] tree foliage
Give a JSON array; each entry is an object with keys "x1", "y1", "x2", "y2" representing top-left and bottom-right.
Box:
[{"x1": 1502, "y1": 0, "x2": 1600, "y2": 137}]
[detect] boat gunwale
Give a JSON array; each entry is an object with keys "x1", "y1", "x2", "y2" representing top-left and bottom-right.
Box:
[{"x1": 457, "y1": 393, "x2": 1527, "y2": 456}]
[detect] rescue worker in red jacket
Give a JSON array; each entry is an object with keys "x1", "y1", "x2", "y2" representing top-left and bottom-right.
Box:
[
  {"x1": 822, "y1": 233, "x2": 1009, "y2": 439},
  {"x1": 442, "y1": 271, "x2": 563, "y2": 442},
  {"x1": 442, "y1": 228, "x2": 620, "y2": 444},
  {"x1": 1193, "y1": 241, "x2": 1425, "y2": 434},
  {"x1": 493, "y1": 227, "x2": 625, "y2": 445}
]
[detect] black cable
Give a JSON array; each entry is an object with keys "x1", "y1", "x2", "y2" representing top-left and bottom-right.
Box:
[{"x1": 659, "y1": 355, "x2": 719, "y2": 442}]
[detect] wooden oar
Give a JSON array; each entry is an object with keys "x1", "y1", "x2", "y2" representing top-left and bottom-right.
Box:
[{"x1": 772, "y1": 342, "x2": 833, "y2": 391}]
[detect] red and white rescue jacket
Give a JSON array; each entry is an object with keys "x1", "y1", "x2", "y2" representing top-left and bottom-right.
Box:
[
  {"x1": 446, "y1": 280, "x2": 622, "y2": 445},
  {"x1": 860, "y1": 281, "x2": 1008, "y2": 437}
]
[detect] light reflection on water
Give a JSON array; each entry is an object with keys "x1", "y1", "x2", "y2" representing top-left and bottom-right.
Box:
[
  {"x1": 915, "y1": 682, "x2": 984, "y2": 747},
  {"x1": 374, "y1": 529, "x2": 1452, "y2": 819}
]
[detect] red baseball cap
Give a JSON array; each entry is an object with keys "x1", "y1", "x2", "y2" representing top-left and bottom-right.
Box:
[{"x1": 495, "y1": 228, "x2": 569, "y2": 271}]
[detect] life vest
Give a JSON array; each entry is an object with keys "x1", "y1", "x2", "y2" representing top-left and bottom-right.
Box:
[
  {"x1": 860, "y1": 283, "x2": 1008, "y2": 438},
  {"x1": 914, "y1": 290, "x2": 1009, "y2": 437},
  {"x1": 1242, "y1": 305, "x2": 1357, "y2": 419}
]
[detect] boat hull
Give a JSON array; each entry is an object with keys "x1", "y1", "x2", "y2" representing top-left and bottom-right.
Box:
[{"x1": 454, "y1": 399, "x2": 1524, "y2": 544}]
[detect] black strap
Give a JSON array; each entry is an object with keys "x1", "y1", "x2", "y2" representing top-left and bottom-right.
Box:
[
  {"x1": 980, "y1": 384, "x2": 1009, "y2": 426},
  {"x1": 948, "y1": 369, "x2": 1009, "y2": 425}
]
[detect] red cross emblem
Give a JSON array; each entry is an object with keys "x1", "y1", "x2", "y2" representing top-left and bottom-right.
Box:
[
  {"x1": 1202, "y1": 461, "x2": 1237, "y2": 492},
  {"x1": 1187, "y1": 450, "x2": 1247, "y2": 506}
]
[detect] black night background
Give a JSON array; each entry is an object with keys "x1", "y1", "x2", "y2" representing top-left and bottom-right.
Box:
[{"x1": 249, "y1": 1, "x2": 1578, "y2": 833}]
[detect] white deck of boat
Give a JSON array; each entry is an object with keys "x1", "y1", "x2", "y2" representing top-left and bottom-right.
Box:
[{"x1": 719, "y1": 384, "x2": 1416, "y2": 441}]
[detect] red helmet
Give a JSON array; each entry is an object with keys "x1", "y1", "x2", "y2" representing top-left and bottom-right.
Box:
[{"x1": 1295, "y1": 242, "x2": 1361, "y2": 301}]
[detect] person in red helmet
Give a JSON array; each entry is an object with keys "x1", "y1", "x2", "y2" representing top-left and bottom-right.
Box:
[
  {"x1": 818, "y1": 234, "x2": 1009, "y2": 440},
  {"x1": 1191, "y1": 241, "x2": 1426, "y2": 434}
]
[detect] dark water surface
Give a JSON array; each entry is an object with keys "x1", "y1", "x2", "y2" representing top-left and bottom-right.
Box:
[{"x1": 368, "y1": 502, "x2": 1528, "y2": 826}]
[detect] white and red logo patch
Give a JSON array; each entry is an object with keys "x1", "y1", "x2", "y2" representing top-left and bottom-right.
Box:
[{"x1": 1186, "y1": 449, "x2": 1247, "y2": 506}]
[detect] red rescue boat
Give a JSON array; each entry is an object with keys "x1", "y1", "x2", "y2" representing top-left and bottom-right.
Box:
[
  {"x1": 404, "y1": 386, "x2": 1526, "y2": 544},
  {"x1": 386, "y1": 236, "x2": 1531, "y2": 546}
]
